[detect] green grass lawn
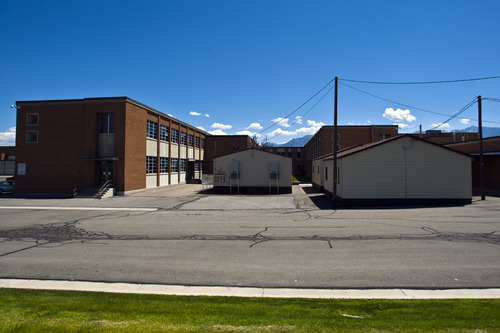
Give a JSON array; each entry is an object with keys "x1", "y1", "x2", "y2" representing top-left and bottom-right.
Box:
[
  {"x1": 292, "y1": 175, "x2": 311, "y2": 183},
  {"x1": 0, "y1": 288, "x2": 498, "y2": 332}
]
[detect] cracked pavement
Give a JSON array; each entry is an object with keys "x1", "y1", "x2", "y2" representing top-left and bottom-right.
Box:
[{"x1": 0, "y1": 184, "x2": 499, "y2": 289}]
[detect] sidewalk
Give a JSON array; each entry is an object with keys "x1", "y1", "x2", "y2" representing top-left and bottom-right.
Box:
[{"x1": 1, "y1": 279, "x2": 499, "y2": 299}]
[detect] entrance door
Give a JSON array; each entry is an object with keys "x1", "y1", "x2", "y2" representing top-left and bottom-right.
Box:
[
  {"x1": 187, "y1": 161, "x2": 195, "y2": 181},
  {"x1": 98, "y1": 161, "x2": 113, "y2": 185}
]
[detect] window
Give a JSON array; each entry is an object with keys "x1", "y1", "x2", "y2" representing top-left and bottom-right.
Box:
[
  {"x1": 379, "y1": 134, "x2": 391, "y2": 140},
  {"x1": 171, "y1": 129, "x2": 179, "y2": 143},
  {"x1": 171, "y1": 158, "x2": 178, "y2": 172},
  {"x1": 160, "y1": 157, "x2": 168, "y2": 173},
  {"x1": 147, "y1": 120, "x2": 157, "y2": 139},
  {"x1": 288, "y1": 151, "x2": 292, "y2": 158},
  {"x1": 195, "y1": 137, "x2": 200, "y2": 148},
  {"x1": 160, "y1": 125, "x2": 169, "y2": 141},
  {"x1": 188, "y1": 134, "x2": 194, "y2": 147},
  {"x1": 180, "y1": 131, "x2": 187, "y2": 145},
  {"x1": 99, "y1": 113, "x2": 114, "y2": 133},
  {"x1": 201, "y1": 138, "x2": 205, "y2": 149},
  {"x1": 333, "y1": 134, "x2": 340, "y2": 141},
  {"x1": 146, "y1": 156, "x2": 157, "y2": 174},
  {"x1": 180, "y1": 159, "x2": 186, "y2": 172},
  {"x1": 26, "y1": 130, "x2": 38, "y2": 143},
  {"x1": 26, "y1": 113, "x2": 39, "y2": 126},
  {"x1": 194, "y1": 162, "x2": 200, "y2": 171},
  {"x1": 297, "y1": 151, "x2": 301, "y2": 159}
]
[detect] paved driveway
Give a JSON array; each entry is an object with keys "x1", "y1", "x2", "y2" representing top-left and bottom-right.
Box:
[{"x1": 0, "y1": 184, "x2": 498, "y2": 289}]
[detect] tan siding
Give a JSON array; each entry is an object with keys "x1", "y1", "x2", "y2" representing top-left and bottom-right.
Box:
[
  {"x1": 214, "y1": 149, "x2": 292, "y2": 187},
  {"x1": 406, "y1": 140, "x2": 471, "y2": 198},
  {"x1": 337, "y1": 137, "x2": 471, "y2": 199},
  {"x1": 341, "y1": 141, "x2": 406, "y2": 198}
]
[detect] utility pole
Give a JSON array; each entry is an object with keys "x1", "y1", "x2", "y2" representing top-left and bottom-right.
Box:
[
  {"x1": 478, "y1": 96, "x2": 485, "y2": 200},
  {"x1": 333, "y1": 77, "x2": 338, "y2": 207}
]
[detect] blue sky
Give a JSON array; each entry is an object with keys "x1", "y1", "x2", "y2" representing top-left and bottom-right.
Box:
[{"x1": 1, "y1": 0, "x2": 499, "y2": 145}]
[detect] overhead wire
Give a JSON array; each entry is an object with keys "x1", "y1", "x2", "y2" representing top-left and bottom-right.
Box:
[
  {"x1": 264, "y1": 84, "x2": 335, "y2": 141},
  {"x1": 258, "y1": 78, "x2": 334, "y2": 134},
  {"x1": 483, "y1": 97, "x2": 500, "y2": 103},
  {"x1": 340, "y1": 82, "x2": 500, "y2": 124},
  {"x1": 339, "y1": 76, "x2": 500, "y2": 85},
  {"x1": 430, "y1": 98, "x2": 477, "y2": 130}
]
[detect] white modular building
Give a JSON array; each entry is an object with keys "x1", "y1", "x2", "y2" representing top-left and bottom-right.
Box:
[
  {"x1": 319, "y1": 135, "x2": 472, "y2": 206},
  {"x1": 213, "y1": 148, "x2": 292, "y2": 194}
]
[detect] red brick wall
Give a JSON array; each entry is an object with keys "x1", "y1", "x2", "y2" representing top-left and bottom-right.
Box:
[
  {"x1": 15, "y1": 100, "x2": 87, "y2": 194},
  {"x1": 204, "y1": 136, "x2": 254, "y2": 173},
  {"x1": 123, "y1": 102, "x2": 147, "y2": 192},
  {"x1": 303, "y1": 126, "x2": 399, "y2": 178}
]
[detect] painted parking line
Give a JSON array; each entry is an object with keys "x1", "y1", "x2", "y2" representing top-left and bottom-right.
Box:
[{"x1": 0, "y1": 206, "x2": 157, "y2": 212}]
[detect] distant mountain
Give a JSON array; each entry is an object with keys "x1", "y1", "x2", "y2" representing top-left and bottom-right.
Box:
[
  {"x1": 457, "y1": 126, "x2": 500, "y2": 138},
  {"x1": 273, "y1": 135, "x2": 313, "y2": 147}
]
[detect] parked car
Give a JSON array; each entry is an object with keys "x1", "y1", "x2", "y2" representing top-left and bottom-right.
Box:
[
  {"x1": 0, "y1": 180, "x2": 14, "y2": 194},
  {"x1": 6, "y1": 176, "x2": 14, "y2": 181}
]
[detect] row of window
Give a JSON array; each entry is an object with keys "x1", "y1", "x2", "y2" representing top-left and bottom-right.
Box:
[
  {"x1": 147, "y1": 120, "x2": 204, "y2": 148},
  {"x1": 331, "y1": 133, "x2": 391, "y2": 141},
  {"x1": 146, "y1": 156, "x2": 201, "y2": 174}
]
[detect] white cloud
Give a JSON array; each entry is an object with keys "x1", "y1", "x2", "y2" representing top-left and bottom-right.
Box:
[
  {"x1": 267, "y1": 128, "x2": 295, "y2": 137},
  {"x1": 395, "y1": 123, "x2": 409, "y2": 129},
  {"x1": 235, "y1": 130, "x2": 261, "y2": 137},
  {"x1": 197, "y1": 126, "x2": 206, "y2": 131},
  {"x1": 209, "y1": 129, "x2": 228, "y2": 135},
  {"x1": 307, "y1": 120, "x2": 325, "y2": 127},
  {"x1": 272, "y1": 117, "x2": 291, "y2": 128},
  {"x1": 430, "y1": 123, "x2": 451, "y2": 129},
  {"x1": 190, "y1": 111, "x2": 201, "y2": 116},
  {"x1": 210, "y1": 122, "x2": 232, "y2": 130},
  {"x1": 295, "y1": 116, "x2": 303, "y2": 124},
  {"x1": 383, "y1": 108, "x2": 416, "y2": 122},
  {"x1": 167, "y1": 114, "x2": 174, "y2": 117},
  {"x1": 0, "y1": 127, "x2": 16, "y2": 146},
  {"x1": 295, "y1": 126, "x2": 321, "y2": 136},
  {"x1": 460, "y1": 118, "x2": 470, "y2": 125},
  {"x1": 246, "y1": 122, "x2": 263, "y2": 130},
  {"x1": 204, "y1": 114, "x2": 210, "y2": 118}
]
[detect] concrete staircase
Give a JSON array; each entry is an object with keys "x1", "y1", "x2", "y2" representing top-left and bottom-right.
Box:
[{"x1": 75, "y1": 181, "x2": 114, "y2": 199}]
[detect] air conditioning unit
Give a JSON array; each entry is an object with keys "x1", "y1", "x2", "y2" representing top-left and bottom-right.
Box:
[
  {"x1": 230, "y1": 160, "x2": 239, "y2": 179},
  {"x1": 270, "y1": 161, "x2": 279, "y2": 179}
]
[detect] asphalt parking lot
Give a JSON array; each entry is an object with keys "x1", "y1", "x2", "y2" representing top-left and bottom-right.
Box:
[{"x1": 0, "y1": 184, "x2": 498, "y2": 289}]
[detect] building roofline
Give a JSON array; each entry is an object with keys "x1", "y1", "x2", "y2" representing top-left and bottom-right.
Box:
[
  {"x1": 16, "y1": 96, "x2": 210, "y2": 136},
  {"x1": 213, "y1": 147, "x2": 292, "y2": 159},
  {"x1": 444, "y1": 135, "x2": 500, "y2": 146},
  {"x1": 304, "y1": 124, "x2": 399, "y2": 147},
  {"x1": 322, "y1": 134, "x2": 470, "y2": 160}
]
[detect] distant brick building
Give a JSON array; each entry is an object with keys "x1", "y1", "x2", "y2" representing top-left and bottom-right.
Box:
[
  {"x1": 412, "y1": 130, "x2": 478, "y2": 145},
  {"x1": 302, "y1": 125, "x2": 399, "y2": 178},
  {"x1": 204, "y1": 135, "x2": 257, "y2": 174}
]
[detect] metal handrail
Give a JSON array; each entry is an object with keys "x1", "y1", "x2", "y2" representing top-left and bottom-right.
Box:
[{"x1": 96, "y1": 180, "x2": 112, "y2": 197}]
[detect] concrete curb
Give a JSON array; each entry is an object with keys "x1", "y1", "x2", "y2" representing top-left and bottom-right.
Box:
[{"x1": 1, "y1": 279, "x2": 499, "y2": 299}]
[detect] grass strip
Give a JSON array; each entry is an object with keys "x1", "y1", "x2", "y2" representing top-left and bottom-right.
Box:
[{"x1": 0, "y1": 288, "x2": 498, "y2": 332}]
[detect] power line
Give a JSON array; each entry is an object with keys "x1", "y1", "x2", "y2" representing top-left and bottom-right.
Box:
[
  {"x1": 431, "y1": 99, "x2": 477, "y2": 130},
  {"x1": 483, "y1": 97, "x2": 500, "y2": 103},
  {"x1": 264, "y1": 84, "x2": 335, "y2": 140},
  {"x1": 339, "y1": 76, "x2": 500, "y2": 85},
  {"x1": 340, "y1": 82, "x2": 500, "y2": 124},
  {"x1": 258, "y1": 78, "x2": 334, "y2": 134},
  {"x1": 339, "y1": 82, "x2": 452, "y2": 117}
]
